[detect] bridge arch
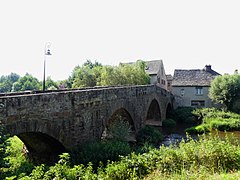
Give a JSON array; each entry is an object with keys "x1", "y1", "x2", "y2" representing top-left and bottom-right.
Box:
[
  {"x1": 166, "y1": 103, "x2": 173, "y2": 118},
  {"x1": 145, "y1": 98, "x2": 162, "y2": 126},
  {"x1": 102, "y1": 108, "x2": 136, "y2": 141},
  {"x1": 17, "y1": 132, "x2": 66, "y2": 164}
]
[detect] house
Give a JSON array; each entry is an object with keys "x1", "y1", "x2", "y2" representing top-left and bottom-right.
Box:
[
  {"x1": 171, "y1": 65, "x2": 220, "y2": 108},
  {"x1": 144, "y1": 60, "x2": 168, "y2": 90}
]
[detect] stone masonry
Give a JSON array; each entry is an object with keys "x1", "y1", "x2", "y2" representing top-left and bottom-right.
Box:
[{"x1": 0, "y1": 85, "x2": 174, "y2": 161}]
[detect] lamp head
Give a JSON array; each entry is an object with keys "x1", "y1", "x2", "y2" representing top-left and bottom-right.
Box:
[{"x1": 45, "y1": 49, "x2": 52, "y2": 55}]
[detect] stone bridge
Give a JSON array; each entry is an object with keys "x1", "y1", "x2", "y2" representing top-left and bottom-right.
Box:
[{"x1": 0, "y1": 85, "x2": 174, "y2": 162}]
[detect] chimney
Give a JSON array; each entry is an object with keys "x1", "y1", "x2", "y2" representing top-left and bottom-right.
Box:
[{"x1": 204, "y1": 65, "x2": 212, "y2": 72}]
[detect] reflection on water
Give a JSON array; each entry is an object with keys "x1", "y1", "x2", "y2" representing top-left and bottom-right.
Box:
[
  {"x1": 159, "y1": 123, "x2": 195, "y2": 146},
  {"x1": 211, "y1": 130, "x2": 240, "y2": 143},
  {"x1": 159, "y1": 123, "x2": 240, "y2": 146}
]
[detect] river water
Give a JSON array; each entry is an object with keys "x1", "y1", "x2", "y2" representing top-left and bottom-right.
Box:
[{"x1": 159, "y1": 123, "x2": 240, "y2": 146}]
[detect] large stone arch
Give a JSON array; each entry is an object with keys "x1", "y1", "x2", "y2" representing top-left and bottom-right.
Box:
[
  {"x1": 145, "y1": 98, "x2": 162, "y2": 126},
  {"x1": 17, "y1": 132, "x2": 66, "y2": 164}
]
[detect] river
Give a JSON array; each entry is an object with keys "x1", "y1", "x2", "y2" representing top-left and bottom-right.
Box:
[{"x1": 160, "y1": 123, "x2": 240, "y2": 146}]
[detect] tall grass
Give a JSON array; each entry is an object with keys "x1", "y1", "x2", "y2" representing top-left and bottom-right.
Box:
[
  {"x1": 18, "y1": 133, "x2": 240, "y2": 179},
  {"x1": 186, "y1": 108, "x2": 240, "y2": 134}
]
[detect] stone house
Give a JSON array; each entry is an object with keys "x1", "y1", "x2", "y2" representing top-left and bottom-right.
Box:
[
  {"x1": 171, "y1": 65, "x2": 220, "y2": 108},
  {"x1": 144, "y1": 60, "x2": 168, "y2": 90}
]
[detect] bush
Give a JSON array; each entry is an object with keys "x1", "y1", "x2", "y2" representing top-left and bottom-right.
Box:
[
  {"x1": 136, "y1": 125, "x2": 163, "y2": 146},
  {"x1": 189, "y1": 108, "x2": 240, "y2": 133},
  {"x1": 1, "y1": 136, "x2": 34, "y2": 179},
  {"x1": 168, "y1": 107, "x2": 196, "y2": 124},
  {"x1": 70, "y1": 140, "x2": 131, "y2": 168},
  {"x1": 185, "y1": 124, "x2": 210, "y2": 134},
  {"x1": 8, "y1": 133, "x2": 240, "y2": 179},
  {"x1": 162, "y1": 118, "x2": 176, "y2": 128}
]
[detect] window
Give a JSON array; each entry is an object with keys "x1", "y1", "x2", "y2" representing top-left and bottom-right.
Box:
[
  {"x1": 161, "y1": 79, "x2": 166, "y2": 85},
  {"x1": 191, "y1": 100, "x2": 205, "y2": 107},
  {"x1": 195, "y1": 87, "x2": 203, "y2": 95},
  {"x1": 180, "y1": 89, "x2": 185, "y2": 96}
]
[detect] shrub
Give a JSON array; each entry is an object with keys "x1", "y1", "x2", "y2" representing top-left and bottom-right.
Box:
[
  {"x1": 70, "y1": 140, "x2": 131, "y2": 168},
  {"x1": 108, "y1": 117, "x2": 132, "y2": 141},
  {"x1": 136, "y1": 125, "x2": 163, "y2": 146},
  {"x1": 9, "y1": 133, "x2": 240, "y2": 179},
  {"x1": 162, "y1": 118, "x2": 176, "y2": 128},
  {"x1": 185, "y1": 124, "x2": 210, "y2": 134},
  {"x1": 189, "y1": 108, "x2": 240, "y2": 133},
  {"x1": 168, "y1": 107, "x2": 196, "y2": 124}
]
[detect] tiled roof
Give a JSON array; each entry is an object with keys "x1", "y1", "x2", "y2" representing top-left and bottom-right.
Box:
[
  {"x1": 172, "y1": 66, "x2": 220, "y2": 87},
  {"x1": 145, "y1": 60, "x2": 163, "y2": 75}
]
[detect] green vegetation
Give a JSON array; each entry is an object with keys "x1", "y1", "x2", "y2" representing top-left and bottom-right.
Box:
[
  {"x1": 209, "y1": 73, "x2": 240, "y2": 113},
  {"x1": 2, "y1": 133, "x2": 240, "y2": 179},
  {"x1": 70, "y1": 140, "x2": 131, "y2": 169},
  {"x1": 167, "y1": 107, "x2": 196, "y2": 124},
  {"x1": 11, "y1": 73, "x2": 41, "y2": 92},
  {"x1": 0, "y1": 136, "x2": 34, "y2": 179},
  {"x1": 136, "y1": 125, "x2": 163, "y2": 146},
  {"x1": 0, "y1": 124, "x2": 164, "y2": 179},
  {"x1": 186, "y1": 108, "x2": 240, "y2": 134},
  {"x1": 162, "y1": 118, "x2": 176, "y2": 128},
  {"x1": 70, "y1": 60, "x2": 150, "y2": 88},
  {"x1": 2, "y1": 107, "x2": 240, "y2": 179},
  {"x1": 0, "y1": 73, "x2": 20, "y2": 93},
  {"x1": 0, "y1": 60, "x2": 150, "y2": 93}
]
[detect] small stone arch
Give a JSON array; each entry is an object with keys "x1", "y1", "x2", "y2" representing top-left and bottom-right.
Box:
[
  {"x1": 102, "y1": 108, "x2": 136, "y2": 142},
  {"x1": 166, "y1": 103, "x2": 173, "y2": 119},
  {"x1": 145, "y1": 99, "x2": 162, "y2": 126},
  {"x1": 17, "y1": 132, "x2": 66, "y2": 164}
]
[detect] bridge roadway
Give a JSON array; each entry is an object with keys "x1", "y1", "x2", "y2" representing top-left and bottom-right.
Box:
[{"x1": 0, "y1": 85, "x2": 174, "y2": 162}]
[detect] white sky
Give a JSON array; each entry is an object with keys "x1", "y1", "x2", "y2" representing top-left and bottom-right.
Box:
[{"x1": 1, "y1": 0, "x2": 240, "y2": 81}]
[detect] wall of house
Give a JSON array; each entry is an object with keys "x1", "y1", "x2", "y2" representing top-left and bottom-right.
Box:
[
  {"x1": 150, "y1": 75, "x2": 157, "y2": 85},
  {"x1": 172, "y1": 86, "x2": 215, "y2": 108}
]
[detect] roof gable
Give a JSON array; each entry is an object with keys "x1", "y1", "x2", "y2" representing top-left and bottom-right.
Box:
[
  {"x1": 145, "y1": 60, "x2": 163, "y2": 75},
  {"x1": 172, "y1": 66, "x2": 220, "y2": 86}
]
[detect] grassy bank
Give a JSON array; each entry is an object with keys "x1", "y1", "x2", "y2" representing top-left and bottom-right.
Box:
[
  {"x1": 9, "y1": 133, "x2": 240, "y2": 179},
  {"x1": 186, "y1": 108, "x2": 240, "y2": 134}
]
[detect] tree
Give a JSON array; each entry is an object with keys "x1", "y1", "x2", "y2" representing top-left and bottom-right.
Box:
[
  {"x1": 70, "y1": 60, "x2": 103, "y2": 88},
  {"x1": 0, "y1": 73, "x2": 20, "y2": 93},
  {"x1": 45, "y1": 77, "x2": 58, "y2": 90},
  {"x1": 209, "y1": 74, "x2": 240, "y2": 113},
  {"x1": 69, "y1": 60, "x2": 150, "y2": 88},
  {"x1": 99, "y1": 60, "x2": 150, "y2": 86},
  {"x1": 12, "y1": 73, "x2": 41, "y2": 92}
]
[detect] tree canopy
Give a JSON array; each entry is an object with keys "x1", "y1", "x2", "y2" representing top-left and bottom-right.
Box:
[
  {"x1": 0, "y1": 60, "x2": 151, "y2": 93},
  {"x1": 70, "y1": 60, "x2": 150, "y2": 88},
  {"x1": 12, "y1": 73, "x2": 41, "y2": 92},
  {"x1": 209, "y1": 74, "x2": 240, "y2": 113},
  {"x1": 0, "y1": 73, "x2": 20, "y2": 93}
]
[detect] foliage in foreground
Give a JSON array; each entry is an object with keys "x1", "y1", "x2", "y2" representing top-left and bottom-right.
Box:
[
  {"x1": 0, "y1": 136, "x2": 34, "y2": 179},
  {"x1": 186, "y1": 108, "x2": 240, "y2": 134},
  {"x1": 15, "y1": 133, "x2": 240, "y2": 180}
]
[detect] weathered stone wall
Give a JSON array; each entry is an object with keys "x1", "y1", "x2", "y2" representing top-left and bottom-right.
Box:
[{"x1": 0, "y1": 85, "x2": 173, "y2": 151}]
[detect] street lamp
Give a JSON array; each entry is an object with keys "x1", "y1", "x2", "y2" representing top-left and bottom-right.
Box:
[{"x1": 43, "y1": 42, "x2": 52, "y2": 91}]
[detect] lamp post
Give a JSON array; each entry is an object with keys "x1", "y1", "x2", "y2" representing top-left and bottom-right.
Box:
[{"x1": 43, "y1": 42, "x2": 52, "y2": 91}]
